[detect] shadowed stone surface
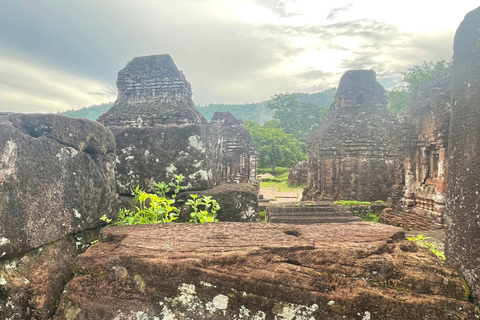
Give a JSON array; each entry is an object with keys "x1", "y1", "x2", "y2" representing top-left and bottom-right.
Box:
[
  {"x1": 0, "y1": 113, "x2": 117, "y2": 258},
  {"x1": 54, "y1": 223, "x2": 478, "y2": 319},
  {"x1": 446, "y1": 5, "x2": 480, "y2": 307},
  {"x1": 111, "y1": 124, "x2": 222, "y2": 194},
  {"x1": 0, "y1": 229, "x2": 100, "y2": 320},
  {"x1": 303, "y1": 70, "x2": 398, "y2": 202},
  {"x1": 177, "y1": 183, "x2": 259, "y2": 222},
  {"x1": 98, "y1": 55, "x2": 221, "y2": 193}
]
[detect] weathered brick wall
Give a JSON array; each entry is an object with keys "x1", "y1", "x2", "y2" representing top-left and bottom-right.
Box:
[{"x1": 388, "y1": 68, "x2": 452, "y2": 228}]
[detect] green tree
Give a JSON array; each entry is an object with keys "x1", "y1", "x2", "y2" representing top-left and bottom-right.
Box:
[
  {"x1": 267, "y1": 93, "x2": 325, "y2": 142},
  {"x1": 388, "y1": 60, "x2": 451, "y2": 114},
  {"x1": 245, "y1": 120, "x2": 305, "y2": 172}
]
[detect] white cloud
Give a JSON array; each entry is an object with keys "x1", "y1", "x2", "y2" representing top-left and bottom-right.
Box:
[{"x1": 0, "y1": 54, "x2": 116, "y2": 113}]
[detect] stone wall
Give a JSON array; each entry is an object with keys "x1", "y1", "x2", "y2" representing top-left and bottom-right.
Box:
[
  {"x1": 445, "y1": 5, "x2": 480, "y2": 307},
  {"x1": 385, "y1": 68, "x2": 452, "y2": 229},
  {"x1": 303, "y1": 70, "x2": 398, "y2": 201}
]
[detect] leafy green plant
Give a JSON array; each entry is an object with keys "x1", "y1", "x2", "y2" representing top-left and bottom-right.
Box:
[
  {"x1": 187, "y1": 194, "x2": 220, "y2": 223},
  {"x1": 363, "y1": 212, "x2": 379, "y2": 222},
  {"x1": 407, "y1": 234, "x2": 445, "y2": 260},
  {"x1": 101, "y1": 175, "x2": 187, "y2": 226},
  {"x1": 375, "y1": 200, "x2": 386, "y2": 206},
  {"x1": 259, "y1": 210, "x2": 266, "y2": 222}
]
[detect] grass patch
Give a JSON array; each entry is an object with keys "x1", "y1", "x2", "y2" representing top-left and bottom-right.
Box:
[
  {"x1": 257, "y1": 167, "x2": 290, "y2": 176},
  {"x1": 362, "y1": 212, "x2": 379, "y2": 222},
  {"x1": 407, "y1": 234, "x2": 445, "y2": 260},
  {"x1": 334, "y1": 200, "x2": 372, "y2": 207}
]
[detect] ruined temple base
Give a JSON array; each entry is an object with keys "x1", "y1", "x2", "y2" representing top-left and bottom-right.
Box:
[{"x1": 379, "y1": 209, "x2": 444, "y2": 230}]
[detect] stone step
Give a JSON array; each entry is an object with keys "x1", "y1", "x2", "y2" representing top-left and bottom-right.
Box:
[
  {"x1": 267, "y1": 206, "x2": 349, "y2": 213},
  {"x1": 268, "y1": 211, "x2": 353, "y2": 217},
  {"x1": 266, "y1": 202, "x2": 361, "y2": 225},
  {"x1": 268, "y1": 216, "x2": 362, "y2": 224}
]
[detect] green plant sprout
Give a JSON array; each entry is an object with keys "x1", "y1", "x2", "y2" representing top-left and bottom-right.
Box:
[
  {"x1": 407, "y1": 234, "x2": 446, "y2": 260},
  {"x1": 101, "y1": 175, "x2": 220, "y2": 226},
  {"x1": 187, "y1": 194, "x2": 220, "y2": 223}
]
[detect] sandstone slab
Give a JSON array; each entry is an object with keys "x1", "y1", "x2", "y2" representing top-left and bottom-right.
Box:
[
  {"x1": 54, "y1": 223, "x2": 478, "y2": 319},
  {"x1": 0, "y1": 113, "x2": 117, "y2": 258}
]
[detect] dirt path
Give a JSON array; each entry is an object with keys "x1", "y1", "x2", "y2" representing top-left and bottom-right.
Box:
[{"x1": 258, "y1": 187, "x2": 303, "y2": 203}]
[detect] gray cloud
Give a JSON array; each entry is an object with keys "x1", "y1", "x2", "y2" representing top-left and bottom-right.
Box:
[
  {"x1": 0, "y1": 1, "x2": 459, "y2": 111},
  {"x1": 327, "y1": 4, "x2": 353, "y2": 21},
  {"x1": 254, "y1": 0, "x2": 299, "y2": 18}
]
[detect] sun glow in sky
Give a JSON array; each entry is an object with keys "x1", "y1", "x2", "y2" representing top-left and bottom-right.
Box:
[{"x1": 0, "y1": 0, "x2": 478, "y2": 112}]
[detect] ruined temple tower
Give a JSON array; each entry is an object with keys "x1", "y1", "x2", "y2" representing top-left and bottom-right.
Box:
[
  {"x1": 445, "y1": 6, "x2": 480, "y2": 307},
  {"x1": 98, "y1": 54, "x2": 257, "y2": 193},
  {"x1": 303, "y1": 70, "x2": 398, "y2": 201},
  {"x1": 211, "y1": 112, "x2": 258, "y2": 186},
  {"x1": 99, "y1": 54, "x2": 206, "y2": 127}
]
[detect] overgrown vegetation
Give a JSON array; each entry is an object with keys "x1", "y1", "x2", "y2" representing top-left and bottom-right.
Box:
[
  {"x1": 101, "y1": 175, "x2": 220, "y2": 226},
  {"x1": 267, "y1": 93, "x2": 329, "y2": 142},
  {"x1": 334, "y1": 200, "x2": 381, "y2": 222},
  {"x1": 388, "y1": 60, "x2": 451, "y2": 114},
  {"x1": 407, "y1": 234, "x2": 446, "y2": 260},
  {"x1": 197, "y1": 89, "x2": 336, "y2": 123},
  {"x1": 362, "y1": 212, "x2": 380, "y2": 222},
  {"x1": 245, "y1": 121, "x2": 305, "y2": 172},
  {"x1": 59, "y1": 102, "x2": 113, "y2": 121}
]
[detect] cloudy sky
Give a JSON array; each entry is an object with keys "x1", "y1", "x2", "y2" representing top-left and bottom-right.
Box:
[{"x1": 0, "y1": 1, "x2": 478, "y2": 113}]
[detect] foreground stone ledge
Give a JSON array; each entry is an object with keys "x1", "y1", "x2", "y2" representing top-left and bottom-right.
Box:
[{"x1": 54, "y1": 223, "x2": 479, "y2": 319}]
